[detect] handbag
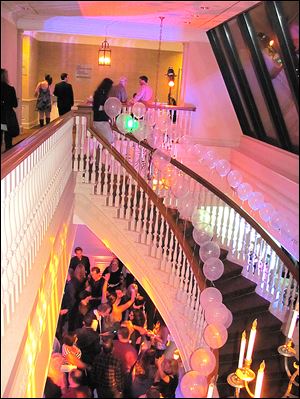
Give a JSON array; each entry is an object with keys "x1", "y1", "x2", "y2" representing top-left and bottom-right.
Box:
[{"x1": 6, "y1": 108, "x2": 20, "y2": 137}]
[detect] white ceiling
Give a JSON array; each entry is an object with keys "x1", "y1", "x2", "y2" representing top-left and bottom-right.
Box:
[{"x1": 2, "y1": 1, "x2": 261, "y2": 41}]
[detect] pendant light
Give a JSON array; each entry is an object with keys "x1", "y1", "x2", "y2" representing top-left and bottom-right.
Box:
[{"x1": 98, "y1": 38, "x2": 111, "y2": 66}]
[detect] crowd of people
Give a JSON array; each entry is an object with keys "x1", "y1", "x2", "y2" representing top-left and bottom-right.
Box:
[{"x1": 44, "y1": 246, "x2": 180, "y2": 398}]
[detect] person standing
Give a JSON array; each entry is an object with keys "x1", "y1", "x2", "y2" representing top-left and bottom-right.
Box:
[
  {"x1": 129, "y1": 76, "x2": 153, "y2": 104},
  {"x1": 34, "y1": 74, "x2": 52, "y2": 127},
  {"x1": 53, "y1": 73, "x2": 74, "y2": 116},
  {"x1": 109, "y1": 76, "x2": 128, "y2": 103},
  {"x1": 69, "y1": 246, "x2": 91, "y2": 277},
  {"x1": 91, "y1": 338, "x2": 124, "y2": 398},
  {"x1": 93, "y1": 77, "x2": 115, "y2": 144},
  {"x1": 1, "y1": 68, "x2": 19, "y2": 151}
]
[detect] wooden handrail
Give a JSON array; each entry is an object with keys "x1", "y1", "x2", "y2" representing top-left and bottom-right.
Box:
[
  {"x1": 74, "y1": 108, "x2": 299, "y2": 282},
  {"x1": 1, "y1": 112, "x2": 74, "y2": 179},
  {"x1": 106, "y1": 121, "x2": 298, "y2": 283},
  {"x1": 77, "y1": 103, "x2": 197, "y2": 112},
  {"x1": 85, "y1": 123, "x2": 206, "y2": 292}
]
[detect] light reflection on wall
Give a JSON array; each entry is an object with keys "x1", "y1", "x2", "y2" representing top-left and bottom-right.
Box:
[{"x1": 18, "y1": 223, "x2": 70, "y2": 398}]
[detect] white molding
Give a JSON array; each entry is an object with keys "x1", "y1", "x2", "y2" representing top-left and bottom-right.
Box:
[{"x1": 27, "y1": 31, "x2": 183, "y2": 52}]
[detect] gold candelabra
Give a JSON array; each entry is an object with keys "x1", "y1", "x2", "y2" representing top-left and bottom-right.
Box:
[
  {"x1": 227, "y1": 319, "x2": 265, "y2": 398},
  {"x1": 228, "y1": 303, "x2": 299, "y2": 398},
  {"x1": 277, "y1": 302, "x2": 299, "y2": 398}
]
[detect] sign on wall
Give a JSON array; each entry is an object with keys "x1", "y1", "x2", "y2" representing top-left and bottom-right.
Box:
[{"x1": 75, "y1": 64, "x2": 92, "y2": 79}]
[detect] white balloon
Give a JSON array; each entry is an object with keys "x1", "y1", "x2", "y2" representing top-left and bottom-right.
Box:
[
  {"x1": 237, "y1": 183, "x2": 253, "y2": 201},
  {"x1": 248, "y1": 192, "x2": 264, "y2": 211},
  {"x1": 132, "y1": 102, "x2": 146, "y2": 119},
  {"x1": 227, "y1": 170, "x2": 243, "y2": 188},
  {"x1": 259, "y1": 203, "x2": 275, "y2": 222},
  {"x1": 203, "y1": 257, "x2": 224, "y2": 281},
  {"x1": 202, "y1": 150, "x2": 217, "y2": 169},
  {"x1": 192, "y1": 224, "x2": 214, "y2": 246},
  {"x1": 216, "y1": 159, "x2": 231, "y2": 177},
  {"x1": 104, "y1": 97, "x2": 122, "y2": 118},
  {"x1": 199, "y1": 241, "x2": 220, "y2": 263}
]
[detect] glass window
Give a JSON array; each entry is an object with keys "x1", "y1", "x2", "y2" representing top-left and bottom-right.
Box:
[
  {"x1": 215, "y1": 27, "x2": 256, "y2": 137},
  {"x1": 249, "y1": 2, "x2": 299, "y2": 148},
  {"x1": 227, "y1": 17, "x2": 280, "y2": 144}
]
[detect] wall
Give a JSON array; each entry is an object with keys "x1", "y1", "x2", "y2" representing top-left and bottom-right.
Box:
[
  {"x1": 180, "y1": 41, "x2": 243, "y2": 147},
  {"x1": 1, "y1": 15, "x2": 22, "y2": 123},
  {"x1": 1, "y1": 176, "x2": 76, "y2": 398},
  {"x1": 1, "y1": 16, "x2": 18, "y2": 89},
  {"x1": 36, "y1": 41, "x2": 183, "y2": 105}
]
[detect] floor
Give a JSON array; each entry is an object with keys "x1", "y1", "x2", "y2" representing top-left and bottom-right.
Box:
[{"x1": 1, "y1": 125, "x2": 41, "y2": 154}]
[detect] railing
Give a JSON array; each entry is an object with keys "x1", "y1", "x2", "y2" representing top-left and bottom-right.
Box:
[
  {"x1": 75, "y1": 107, "x2": 299, "y2": 321},
  {"x1": 77, "y1": 102, "x2": 196, "y2": 144},
  {"x1": 1, "y1": 114, "x2": 74, "y2": 337},
  {"x1": 73, "y1": 113, "x2": 207, "y2": 338}
]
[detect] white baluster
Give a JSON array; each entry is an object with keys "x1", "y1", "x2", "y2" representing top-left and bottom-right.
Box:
[
  {"x1": 155, "y1": 214, "x2": 165, "y2": 259},
  {"x1": 135, "y1": 187, "x2": 144, "y2": 233},
  {"x1": 96, "y1": 143, "x2": 103, "y2": 195},
  {"x1": 114, "y1": 161, "x2": 121, "y2": 209},
  {"x1": 139, "y1": 193, "x2": 149, "y2": 244},
  {"x1": 146, "y1": 201, "x2": 155, "y2": 246},
  {"x1": 85, "y1": 130, "x2": 91, "y2": 183},
  {"x1": 166, "y1": 231, "x2": 175, "y2": 274},
  {"x1": 79, "y1": 117, "x2": 86, "y2": 172},
  {"x1": 128, "y1": 182, "x2": 138, "y2": 230},
  {"x1": 74, "y1": 116, "x2": 80, "y2": 171},
  {"x1": 91, "y1": 137, "x2": 97, "y2": 184}
]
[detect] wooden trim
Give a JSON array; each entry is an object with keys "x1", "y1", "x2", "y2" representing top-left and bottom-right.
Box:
[
  {"x1": 77, "y1": 102, "x2": 196, "y2": 112},
  {"x1": 1, "y1": 112, "x2": 74, "y2": 179}
]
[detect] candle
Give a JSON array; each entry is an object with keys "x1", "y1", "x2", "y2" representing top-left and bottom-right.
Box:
[
  {"x1": 254, "y1": 360, "x2": 265, "y2": 398},
  {"x1": 287, "y1": 305, "x2": 299, "y2": 339},
  {"x1": 206, "y1": 382, "x2": 214, "y2": 398},
  {"x1": 238, "y1": 330, "x2": 247, "y2": 368},
  {"x1": 246, "y1": 319, "x2": 257, "y2": 361}
]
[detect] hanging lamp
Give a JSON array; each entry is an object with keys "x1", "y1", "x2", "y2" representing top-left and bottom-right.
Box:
[{"x1": 98, "y1": 38, "x2": 111, "y2": 66}]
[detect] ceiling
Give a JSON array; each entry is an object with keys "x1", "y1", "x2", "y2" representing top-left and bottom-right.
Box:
[{"x1": 2, "y1": 1, "x2": 261, "y2": 41}]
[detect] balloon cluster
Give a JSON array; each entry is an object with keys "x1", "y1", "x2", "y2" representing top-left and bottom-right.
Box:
[
  {"x1": 174, "y1": 143, "x2": 298, "y2": 254},
  {"x1": 179, "y1": 209, "x2": 232, "y2": 398}
]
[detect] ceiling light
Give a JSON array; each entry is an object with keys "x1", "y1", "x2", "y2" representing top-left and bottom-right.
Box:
[{"x1": 98, "y1": 39, "x2": 111, "y2": 66}]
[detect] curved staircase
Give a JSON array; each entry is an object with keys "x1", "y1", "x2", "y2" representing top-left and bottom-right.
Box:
[{"x1": 73, "y1": 112, "x2": 299, "y2": 397}]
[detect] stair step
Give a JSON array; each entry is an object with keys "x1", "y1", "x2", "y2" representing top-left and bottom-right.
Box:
[
  {"x1": 219, "y1": 331, "x2": 286, "y2": 362},
  {"x1": 214, "y1": 275, "x2": 257, "y2": 300},
  {"x1": 224, "y1": 292, "x2": 270, "y2": 317},
  {"x1": 217, "y1": 259, "x2": 244, "y2": 279},
  {"x1": 227, "y1": 311, "x2": 282, "y2": 340}
]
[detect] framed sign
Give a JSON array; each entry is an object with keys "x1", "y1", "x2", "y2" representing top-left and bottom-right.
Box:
[{"x1": 75, "y1": 64, "x2": 92, "y2": 79}]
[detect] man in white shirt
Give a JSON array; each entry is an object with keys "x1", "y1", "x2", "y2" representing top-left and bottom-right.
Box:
[{"x1": 130, "y1": 75, "x2": 153, "y2": 104}]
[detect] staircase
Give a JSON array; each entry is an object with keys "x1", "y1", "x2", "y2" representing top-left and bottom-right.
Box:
[
  {"x1": 73, "y1": 113, "x2": 298, "y2": 397},
  {"x1": 173, "y1": 210, "x2": 297, "y2": 398}
]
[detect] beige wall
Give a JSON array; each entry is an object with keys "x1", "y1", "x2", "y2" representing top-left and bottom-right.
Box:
[
  {"x1": 36, "y1": 41, "x2": 182, "y2": 104},
  {"x1": 181, "y1": 41, "x2": 243, "y2": 147},
  {"x1": 1, "y1": 17, "x2": 18, "y2": 89}
]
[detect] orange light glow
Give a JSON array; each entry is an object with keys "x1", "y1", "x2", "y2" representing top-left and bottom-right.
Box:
[{"x1": 168, "y1": 80, "x2": 175, "y2": 87}]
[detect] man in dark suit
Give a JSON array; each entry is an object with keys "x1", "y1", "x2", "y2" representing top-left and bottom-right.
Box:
[
  {"x1": 53, "y1": 72, "x2": 74, "y2": 116},
  {"x1": 69, "y1": 246, "x2": 91, "y2": 276}
]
